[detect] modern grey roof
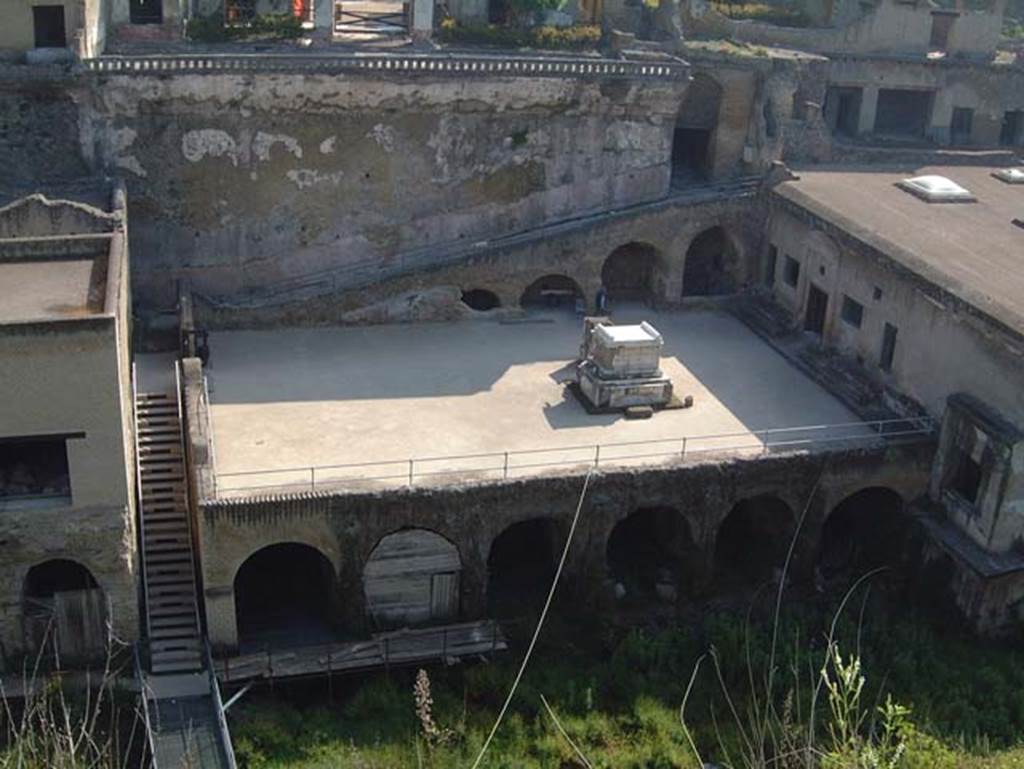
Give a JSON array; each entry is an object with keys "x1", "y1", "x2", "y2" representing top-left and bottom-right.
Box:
[{"x1": 775, "y1": 164, "x2": 1024, "y2": 337}]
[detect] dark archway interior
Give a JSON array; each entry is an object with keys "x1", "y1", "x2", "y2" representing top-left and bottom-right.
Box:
[
  {"x1": 819, "y1": 488, "x2": 906, "y2": 579},
  {"x1": 672, "y1": 73, "x2": 722, "y2": 183},
  {"x1": 24, "y1": 559, "x2": 98, "y2": 599},
  {"x1": 683, "y1": 227, "x2": 735, "y2": 297},
  {"x1": 607, "y1": 507, "x2": 695, "y2": 597},
  {"x1": 520, "y1": 275, "x2": 583, "y2": 310},
  {"x1": 715, "y1": 496, "x2": 793, "y2": 586},
  {"x1": 601, "y1": 243, "x2": 660, "y2": 302},
  {"x1": 234, "y1": 543, "x2": 336, "y2": 651},
  {"x1": 462, "y1": 289, "x2": 501, "y2": 311},
  {"x1": 487, "y1": 518, "x2": 560, "y2": 616}
]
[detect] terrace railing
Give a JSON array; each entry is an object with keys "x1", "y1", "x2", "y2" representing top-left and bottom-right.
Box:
[
  {"x1": 79, "y1": 52, "x2": 688, "y2": 79},
  {"x1": 214, "y1": 416, "x2": 935, "y2": 497}
]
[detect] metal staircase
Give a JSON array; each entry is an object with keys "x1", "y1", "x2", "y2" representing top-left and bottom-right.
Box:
[{"x1": 135, "y1": 365, "x2": 204, "y2": 675}]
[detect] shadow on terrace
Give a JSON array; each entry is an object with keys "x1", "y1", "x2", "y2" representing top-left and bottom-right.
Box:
[{"x1": 177, "y1": 305, "x2": 908, "y2": 497}]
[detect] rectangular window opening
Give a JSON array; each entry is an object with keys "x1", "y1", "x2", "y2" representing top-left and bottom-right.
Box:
[
  {"x1": 33, "y1": 5, "x2": 67, "y2": 48},
  {"x1": 0, "y1": 436, "x2": 72, "y2": 509},
  {"x1": 948, "y1": 448, "x2": 983, "y2": 505},
  {"x1": 880, "y1": 322, "x2": 897, "y2": 372},
  {"x1": 783, "y1": 255, "x2": 800, "y2": 288},
  {"x1": 841, "y1": 295, "x2": 864, "y2": 328}
]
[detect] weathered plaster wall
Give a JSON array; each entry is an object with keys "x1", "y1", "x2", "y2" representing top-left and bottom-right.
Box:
[
  {"x1": 766, "y1": 204, "x2": 1024, "y2": 429},
  {"x1": 194, "y1": 188, "x2": 761, "y2": 327},
  {"x1": 685, "y1": 0, "x2": 1002, "y2": 59},
  {"x1": 0, "y1": 319, "x2": 138, "y2": 664},
  {"x1": 193, "y1": 441, "x2": 933, "y2": 649},
  {"x1": 0, "y1": 501, "x2": 139, "y2": 666},
  {"x1": 78, "y1": 71, "x2": 689, "y2": 305},
  {"x1": 827, "y1": 57, "x2": 1024, "y2": 145}
]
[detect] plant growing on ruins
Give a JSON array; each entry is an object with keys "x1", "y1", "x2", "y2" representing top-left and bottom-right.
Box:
[
  {"x1": 412, "y1": 669, "x2": 453, "y2": 750},
  {"x1": 0, "y1": 629, "x2": 143, "y2": 769}
]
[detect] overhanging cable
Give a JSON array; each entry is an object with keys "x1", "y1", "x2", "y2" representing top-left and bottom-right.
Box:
[{"x1": 468, "y1": 469, "x2": 593, "y2": 769}]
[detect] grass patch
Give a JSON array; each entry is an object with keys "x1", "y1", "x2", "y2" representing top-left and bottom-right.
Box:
[
  {"x1": 438, "y1": 19, "x2": 602, "y2": 50},
  {"x1": 228, "y1": 599, "x2": 1024, "y2": 768}
]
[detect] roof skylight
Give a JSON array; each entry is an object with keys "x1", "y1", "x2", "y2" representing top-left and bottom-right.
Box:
[
  {"x1": 896, "y1": 175, "x2": 976, "y2": 203},
  {"x1": 993, "y1": 168, "x2": 1024, "y2": 185}
]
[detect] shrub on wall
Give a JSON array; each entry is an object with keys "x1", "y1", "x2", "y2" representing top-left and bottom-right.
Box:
[
  {"x1": 438, "y1": 19, "x2": 602, "y2": 50},
  {"x1": 710, "y1": 0, "x2": 812, "y2": 27},
  {"x1": 186, "y1": 12, "x2": 304, "y2": 42}
]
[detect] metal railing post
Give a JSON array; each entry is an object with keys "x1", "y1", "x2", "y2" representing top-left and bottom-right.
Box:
[
  {"x1": 594, "y1": 444, "x2": 601, "y2": 468},
  {"x1": 503, "y1": 451, "x2": 509, "y2": 479},
  {"x1": 680, "y1": 437, "x2": 686, "y2": 458},
  {"x1": 408, "y1": 459, "x2": 414, "y2": 486},
  {"x1": 310, "y1": 467, "x2": 315, "y2": 492}
]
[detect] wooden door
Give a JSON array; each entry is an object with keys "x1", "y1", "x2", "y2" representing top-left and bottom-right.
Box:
[
  {"x1": 429, "y1": 572, "x2": 459, "y2": 623},
  {"x1": 805, "y1": 284, "x2": 828, "y2": 337}
]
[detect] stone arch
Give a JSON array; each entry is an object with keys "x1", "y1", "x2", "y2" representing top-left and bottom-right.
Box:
[
  {"x1": 818, "y1": 487, "x2": 907, "y2": 580},
  {"x1": 606, "y1": 506, "x2": 698, "y2": 601},
  {"x1": 23, "y1": 559, "x2": 106, "y2": 662},
  {"x1": 233, "y1": 542, "x2": 339, "y2": 649},
  {"x1": 672, "y1": 72, "x2": 724, "y2": 182},
  {"x1": 600, "y1": 242, "x2": 665, "y2": 303},
  {"x1": 714, "y1": 495, "x2": 795, "y2": 586},
  {"x1": 519, "y1": 274, "x2": 584, "y2": 310},
  {"x1": 461, "y1": 288, "x2": 501, "y2": 312},
  {"x1": 682, "y1": 226, "x2": 739, "y2": 297},
  {"x1": 487, "y1": 517, "x2": 561, "y2": 616},
  {"x1": 363, "y1": 528, "x2": 461, "y2": 630}
]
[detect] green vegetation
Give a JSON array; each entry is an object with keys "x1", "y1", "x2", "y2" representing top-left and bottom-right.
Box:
[
  {"x1": 229, "y1": 599, "x2": 1024, "y2": 768},
  {"x1": 711, "y1": 0, "x2": 812, "y2": 27},
  {"x1": 438, "y1": 19, "x2": 602, "y2": 50},
  {"x1": 0, "y1": 656, "x2": 143, "y2": 769},
  {"x1": 185, "y1": 13, "x2": 305, "y2": 43}
]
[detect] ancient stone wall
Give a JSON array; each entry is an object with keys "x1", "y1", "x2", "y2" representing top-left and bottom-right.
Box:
[
  {"x1": 193, "y1": 184, "x2": 763, "y2": 327},
  {"x1": 0, "y1": 70, "x2": 89, "y2": 186},
  {"x1": 193, "y1": 438, "x2": 934, "y2": 649},
  {"x1": 77, "y1": 69, "x2": 690, "y2": 305},
  {"x1": 827, "y1": 56, "x2": 1024, "y2": 145}
]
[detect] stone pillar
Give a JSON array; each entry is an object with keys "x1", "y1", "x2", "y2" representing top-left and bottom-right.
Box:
[
  {"x1": 204, "y1": 584, "x2": 238, "y2": 652},
  {"x1": 858, "y1": 86, "x2": 879, "y2": 135},
  {"x1": 411, "y1": 0, "x2": 434, "y2": 40},
  {"x1": 314, "y1": 0, "x2": 334, "y2": 38}
]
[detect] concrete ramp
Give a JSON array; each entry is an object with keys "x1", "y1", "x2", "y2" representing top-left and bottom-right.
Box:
[{"x1": 141, "y1": 669, "x2": 237, "y2": 769}]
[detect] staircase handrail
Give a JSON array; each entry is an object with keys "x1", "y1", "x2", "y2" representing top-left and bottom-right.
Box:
[
  {"x1": 204, "y1": 640, "x2": 239, "y2": 769},
  {"x1": 131, "y1": 363, "x2": 153, "y2": 643},
  {"x1": 175, "y1": 360, "x2": 206, "y2": 638}
]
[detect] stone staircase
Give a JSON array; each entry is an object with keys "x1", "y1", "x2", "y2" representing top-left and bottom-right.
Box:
[{"x1": 136, "y1": 390, "x2": 204, "y2": 675}]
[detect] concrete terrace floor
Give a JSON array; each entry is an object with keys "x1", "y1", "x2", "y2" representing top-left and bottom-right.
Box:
[{"x1": 204, "y1": 307, "x2": 868, "y2": 496}]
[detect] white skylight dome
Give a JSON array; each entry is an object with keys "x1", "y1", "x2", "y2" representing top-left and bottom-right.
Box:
[
  {"x1": 993, "y1": 168, "x2": 1024, "y2": 185},
  {"x1": 896, "y1": 175, "x2": 976, "y2": 203}
]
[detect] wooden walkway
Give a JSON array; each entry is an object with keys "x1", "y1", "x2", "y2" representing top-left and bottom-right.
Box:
[{"x1": 215, "y1": 620, "x2": 507, "y2": 684}]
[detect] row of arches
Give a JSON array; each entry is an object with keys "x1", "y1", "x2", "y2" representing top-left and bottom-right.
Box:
[
  {"x1": 228, "y1": 486, "x2": 915, "y2": 647},
  {"x1": 458, "y1": 226, "x2": 740, "y2": 314}
]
